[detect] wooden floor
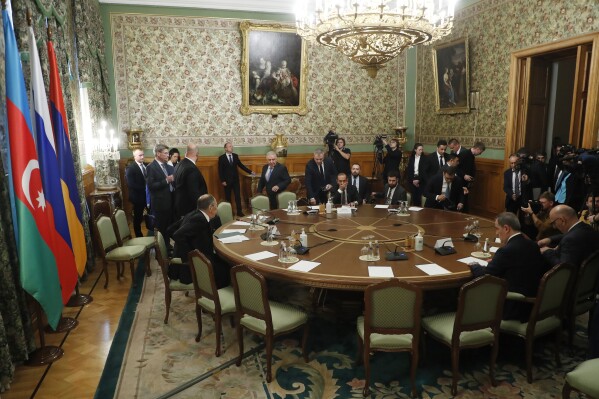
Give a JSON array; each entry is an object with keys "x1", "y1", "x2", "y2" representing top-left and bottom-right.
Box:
[{"x1": 3, "y1": 260, "x2": 134, "y2": 399}]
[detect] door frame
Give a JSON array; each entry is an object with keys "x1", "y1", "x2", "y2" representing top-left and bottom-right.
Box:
[{"x1": 505, "y1": 32, "x2": 599, "y2": 168}]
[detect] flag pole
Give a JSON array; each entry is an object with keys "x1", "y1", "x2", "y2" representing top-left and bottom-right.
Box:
[{"x1": 25, "y1": 295, "x2": 64, "y2": 366}]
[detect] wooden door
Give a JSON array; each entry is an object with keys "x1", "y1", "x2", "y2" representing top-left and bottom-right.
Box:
[
  {"x1": 570, "y1": 44, "x2": 592, "y2": 147},
  {"x1": 524, "y1": 58, "x2": 551, "y2": 152}
]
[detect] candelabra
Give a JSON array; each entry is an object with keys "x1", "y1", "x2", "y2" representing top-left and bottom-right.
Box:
[{"x1": 91, "y1": 121, "x2": 120, "y2": 190}]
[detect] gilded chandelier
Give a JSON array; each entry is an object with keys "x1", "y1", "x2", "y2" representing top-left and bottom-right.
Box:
[{"x1": 295, "y1": 0, "x2": 456, "y2": 78}]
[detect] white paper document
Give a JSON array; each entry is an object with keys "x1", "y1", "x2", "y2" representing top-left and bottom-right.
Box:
[
  {"x1": 244, "y1": 251, "x2": 277, "y2": 261},
  {"x1": 489, "y1": 246, "x2": 499, "y2": 253},
  {"x1": 222, "y1": 229, "x2": 247, "y2": 234},
  {"x1": 368, "y1": 266, "x2": 394, "y2": 277},
  {"x1": 336, "y1": 207, "x2": 353, "y2": 214},
  {"x1": 219, "y1": 235, "x2": 249, "y2": 244},
  {"x1": 434, "y1": 238, "x2": 454, "y2": 248},
  {"x1": 309, "y1": 205, "x2": 320, "y2": 210},
  {"x1": 288, "y1": 260, "x2": 320, "y2": 272},
  {"x1": 457, "y1": 257, "x2": 488, "y2": 267},
  {"x1": 374, "y1": 204, "x2": 389, "y2": 209},
  {"x1": 495, "y1": 237, "x2": 501, "y2": 243},
  {"x1": 231, "y1": 220, "x2": 251, "y2": 226},
  {"x1": 408, "y1": 206, "x2": 423, "y2": 211},
  {"x1": 416, "y1": 263, "x2": 451, "y2": 276}
]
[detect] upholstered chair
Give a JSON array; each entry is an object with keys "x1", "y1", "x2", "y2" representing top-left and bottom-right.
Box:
[
  {"x1": 250, "y1": 195, "x2": 270, "y2": 213},
  {"x1": 112, "y1": 208, "x2": 156, "y2": 277},
  {"x1": 562, "y1": 358, "x2": 599, "y2": 398},
  {"x1": 566, "y1": 250, "x2": 599, "y2": 345},
  {"x1": 217, "y1": 202, "x2": 234, "y2": 225},
  {"x1": 277, "y1": 191, "x2": 297, "y2": 210}
]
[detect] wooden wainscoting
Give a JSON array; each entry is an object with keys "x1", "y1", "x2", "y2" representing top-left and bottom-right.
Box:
[{"x1": 468, "y1": 158, "x2": 505, "y2": 219}]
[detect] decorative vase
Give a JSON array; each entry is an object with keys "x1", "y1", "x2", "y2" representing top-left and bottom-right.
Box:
[{"x1": 270, "y1": 133, "x2": 288, "y2": 162}]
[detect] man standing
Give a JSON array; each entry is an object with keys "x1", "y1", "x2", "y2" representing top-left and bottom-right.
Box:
[
  {"x1": 330, "y1": 137, "x2": 351, "y2": 177},
  {"x1": 371, "y1": 171, "x2": 407, "y2": 205},
  {"x1": 331, "y1": 173, "x2": 359, "y2": 206},
  {"x1": 423, "y1": 166, "x2": 465, "y2": 211},
  {"x1": 305, "y1": 148, "x2": 337, "y2": 205},
  {"x1": 456, "y1": 141, "x2": 485, "y2": 213},
  {"x1": 350, "y1": 163, "x2": 369, "y2": 204},
  {"x1": 174, "y1": 143, "x2": 207, "y2": 220},
  {"x1": 257, "y1": 151, "x2": 291, "y2": 210},
  {"x1": 218, "y1": 142, "x2": 254, "y2": 216},
  {"x1": 469, "y1": 212, "x2": 545, "y2": 321},
  {"x1": 125, "y1": 149, "x2": 148, "y2": 237},
  {"x1": 421, "y1": 139, "x2": 448, "y2": 186},
  {"x1": 538, "y1": 204, "x2": 599, "y2": 269},
  {"x1": 503, "y1": 154, "x2": 529, "y2": 215},
  {"x1": 146, "y1": 144, "x2": 175, "y2": 246}
]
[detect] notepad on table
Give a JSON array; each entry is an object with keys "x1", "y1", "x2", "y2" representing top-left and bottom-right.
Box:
[
  {"x1": 221, "y1": 229, "x2": 247, "y2": 234},
  {"x1": 219, "y1": 235, "x2": 249, "y2": 244},
  {"x1": 374, "y1": 204, "x2": 389, "y2": 209},
  {"x1": 231, "y1": 220, "x2": 251, "y2": 226},
  {"x1": 368, "y1": 266, "x2": 394, "y2": 277},
  {"x1": 288, "y1": 260, "x2": 320, "y2": 272},
  {"x1": 416, "y1": 263, "x2": 451, "y2": 276},
  {"x1": 489, "y1": 246, "x2": 499, "y2": 253},
  {"x1": 457, "y1": 257, "x2": 488, "y2": 267},
  {"x1": 244, "y1": 251, "x2": 277, "y2": 261},
  {"x1": 408, "y1": 206, "x2": 423, "y2": 211}
]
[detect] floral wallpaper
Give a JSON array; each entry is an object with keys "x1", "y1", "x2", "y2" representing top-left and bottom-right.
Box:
[
  {"x1": 415, "y1": 0, "x2": 599, "y2": 149},
  {"x1": 111, "y1": 14, "x2": 405, "y2": 148}
]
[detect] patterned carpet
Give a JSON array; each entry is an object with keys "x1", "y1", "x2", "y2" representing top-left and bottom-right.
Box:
[{"x1": 105, "y1": 258, "x2": 590, "y2": 398}]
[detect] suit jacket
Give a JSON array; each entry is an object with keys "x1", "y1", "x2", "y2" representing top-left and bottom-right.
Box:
[
  {"x1": 257, "y1": 163, "x2": 291, "y2": 197},
  {"x1": 349, "y1": 175, "x2": 369, "y2": 203},
  {"x1": 172, "y1": 210, "x2": 214, "y2": 263},
  {"x1": 146, "y1": 160, "x2": 174, "y2": 212},
  {"x1": 457, "y1": 148, "x2": 476, "y2": 179},
  {"x1": 125, "y1": 161, "x2": 147, "y2": 205},
  {"x1": 422, "y1": 152, "x2": 449, "y2": 185},
  {"x1": 218, "y1": 152, "x2": 252, "y2": 184},
  {"x1": 305, "y1": 157, "x2": 337, "y2": 202},
  {"x1": 406, "y1": 154, "x2": 423, "y2": 181},
  {"x1": 173, "y1": 158, "x2": 207, "y2": 218},
  {"x1": 543, "y1": 222, "x2": 599, "y2": 268},
  {"x1": 383, "y1": 145, "x2": 402, "y2": 177},
  {"x1": 423, "y1": 173, "x2": 465, "y2": 210},
  {"x1": 331, "y1": 184, "x2": 360, "y2": 205},
  {"x1": 471, "y1": 233, "x2": 545, "y2": 321},
  {"x1": 374, "y1": 184, "x2": 407, "y2": 205}
]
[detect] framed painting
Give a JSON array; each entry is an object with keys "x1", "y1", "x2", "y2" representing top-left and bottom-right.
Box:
[
  {"x1": 239, "y1": 21, "x2": 308, "y2": 116},
  {"x1": 432, "y1": 37, "x2": 470, "y2": 114}
]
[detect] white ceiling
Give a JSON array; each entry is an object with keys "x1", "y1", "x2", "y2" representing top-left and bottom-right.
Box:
[{"x1": 98, "y1": 0, "x2": 295, "y2": 14}]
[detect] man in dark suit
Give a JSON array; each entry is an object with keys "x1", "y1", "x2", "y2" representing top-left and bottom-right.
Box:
[
  {"x1": 350, "y1": 163, "x2": 369, "y2": 204},
  {"x1": 503, "y1": 154, "x2": 531, "y2": 214},
  {"x1": 173, "y1": 143, "x2": 207, "y2": 220},
  {"x1": 305, "y1": 148, "x2": 337, "y2": 205},
  {"x1": 421, "y1": 139, "x2": 449, "y2": 186},
  {"x1": 146, "y1": 144, "x2": 175, "y2": 247},
  {"x1": 218, "y1": 142, "x2": 254, "y2": 216},
  {"x1": 423, "y1": 166, "x2": 465, "y2": 211},
  {"x1": 371, "y1": 171, "x2": 407, "y2": 205},
  {"x1": 456, "y1": 141, "x2": 485, "y2": 213},
  {"x1": 539, "y1": 204, "x2": 599, "y2": 269},
  {"x1": 469, "y1": 212, "x2": 545, "y2": 321},
  {"x1": 125, "y1": 148, "x2": 148, "y2": 237},
  {"x1": 171, "y1": 194, "x2": 230, "y2": 288},
  {"x1": 331, "y1": 173, "x2": 359, "y2": 205},
  {"x1": 257, "y1": 151, "x2": 291, "y2": 210}
]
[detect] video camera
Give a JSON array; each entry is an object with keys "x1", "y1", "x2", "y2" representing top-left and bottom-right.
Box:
[
  {"x1": 556, "y1": 144, "x2": 599, "y2": 191},
  {"x1": 324, "y1": 130, "x2": 338, "y2": 153},
  {"x1": 373, "y1": 135, "x2": 387, "y2": 151}
]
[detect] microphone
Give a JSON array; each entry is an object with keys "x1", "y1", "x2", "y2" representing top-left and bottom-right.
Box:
[
  {"x1": 435, "y1": 239, "x2": 457, "y2": 256},
  {"x1": 385, "y1": 244, "x2": 408, "y2": 261}
]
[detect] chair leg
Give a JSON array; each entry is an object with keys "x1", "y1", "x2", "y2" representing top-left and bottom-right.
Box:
[
  {"x1": 356, "y1": 336, "x2": 363, "y2": 365},
  {"x1": 195, "y1": 304, "x2": 203, "y2": 342},
  {"x1": 129, "y1": 260, "x2": 136, "y2": 287},
  {"x1": 525, "y1": 337, "x2": 534, "y2": 383},
  {"x1": 555, "y1": 328, "x2": 562, "y2": 367},
  {"x1": 490, "y1": 340, "x2": 499, "y2": 387},
  {"x1": 362, "y1": 346, "x2": 371, "y2": 397},
  {"x1": 451, "y1": 346, "x2": 460, "y2": 396},
  {"x1": 301, "y1": 323, "x2": 309, "y2": 363},
  {"x1": 103, "y1": 259, "x2": 109, "y2": 289},
  {"x1": 236, "y1": 321, "x2": 243, "y2": 367},
  {"x1": 410, "y1": 350, "x2": 419, "y2": 398},
  {"x1": 562, "y1": 381, "x2": 571, "y2": 399},
  {"x1": 164, "y1": 289, "x2": 172, "y2": 324},
  {"x1": 215, "y1": 312, "x2": 223, "y2": 357},
  {"x1": 265, "y1": 335, "x2": 273, "y2": 383},
  {"x1": 144, "y1": 250, "x2": 152, "y2": 277}
]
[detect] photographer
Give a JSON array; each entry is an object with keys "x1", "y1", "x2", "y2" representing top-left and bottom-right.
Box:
[
  {"x1": 330, "y1": 137, "x2": 351, "y2": 176},
  {"x1": 382, "y1": 137, "x2": 401, "y2": 182},
  {"x1": 520, "y1": 191, "x2": 560, "y2": 240},
  {"x1": 580, "y1": 193, "x2": 599, "y2": 226}
]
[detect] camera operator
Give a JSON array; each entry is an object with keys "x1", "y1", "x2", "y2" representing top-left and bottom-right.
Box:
[
  {"x1": 382, "y1": 137, "x2": 401, "y2": 182},
  {"x1": 554, "y1": 147, "x2": 584, "y2": 211},
  {"x1": 520, "y1": 191, "x2": 560, "y2": 240},
  {"x1": 330, "y1": 137, "x2": 351, "y2": 176},
  {"x1": 324, "y1": 129, "x2": 338, "y2": 154}
]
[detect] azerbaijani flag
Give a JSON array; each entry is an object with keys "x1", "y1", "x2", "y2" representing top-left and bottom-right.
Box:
[
  {"x1": 48, "y1": 33, "x2": 87, "y2": 275},
  {"x1": 3, "y1": 7, "x2": 62, "y2": 329},
  {"x1": 29, "y1": 25, "x2": 79, "y2": 304}
]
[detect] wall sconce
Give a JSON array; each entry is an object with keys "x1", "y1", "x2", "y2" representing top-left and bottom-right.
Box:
[{"x1": 470, "y1": 91, "x2": 480, "y2": 110}]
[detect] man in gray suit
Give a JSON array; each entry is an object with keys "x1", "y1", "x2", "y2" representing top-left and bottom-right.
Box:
[{"x1": 257, "y1": 151, "x2": 291, "y2": 210}]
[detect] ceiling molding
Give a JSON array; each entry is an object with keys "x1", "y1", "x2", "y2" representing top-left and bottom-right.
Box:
[{"x1": 98, "y1": 0, "x2": 295, "y2": 14}]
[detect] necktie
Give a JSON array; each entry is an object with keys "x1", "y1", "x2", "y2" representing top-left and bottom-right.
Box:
[
  {"x1": 228, "y1": 154, "x2": 233, "y2": 164},
  {"x1": 445, "y1": 183, "x2": 451, "y2": 198},
  {"x1": 353, "y1": 176, "x2": 358, "y2": 191},
  {"x1": 140, "y1": 163, "x2": 147, "y2": 178},
  {"x1": 341, "y1": 190, "x2": 346, "y2": 205},
  {"x1": 319, "y1": 164, "x2": 324, "y2": 179},
  {"x1": 161, "y1": 163, "x2": 174, "y2": 192},
  {"x1": 266, "y1": 167, "x2": 273, "y2": 182},
  {"x1": 439, "y1": 155, "x2": 444, "y2": 167},
  {"x1": 386, "y1": 188, "x2": 392, "y2": 205},
  {"x1": 513, "y1": 171, "x2": 520, "y2": 197}
]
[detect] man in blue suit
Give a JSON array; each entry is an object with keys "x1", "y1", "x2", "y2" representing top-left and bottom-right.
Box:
[{"x1": 147, "y1": 144, "x2": 175, "y2": 248}]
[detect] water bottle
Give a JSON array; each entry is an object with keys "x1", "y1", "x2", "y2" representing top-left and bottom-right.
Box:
[
  {"x1": 374, "y1": 240, "x2": 380, "y2": 260},
  {"x1": 326, "y1": 197, "x2": 333, "y2": 214},
  {"x1": 368, "y1": 241, "x2": 374, "y2": 260},
  {"x1": 483, "y1": 238, "x2": 489, "y2": 253},
  {"x1": 414, "y1": 232, "x2": 424, "y2": 251},
  {"x1": 279, "y1": 242, "x2": 287, "y2": 262},
  {"x1": 299, "y1": 228, "x2": 308, "y2": 248}
]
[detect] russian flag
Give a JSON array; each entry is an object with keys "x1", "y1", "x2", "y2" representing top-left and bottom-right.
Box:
[
  {"x1": 3, "y1": 7, "x2": 63, "y2": 329},
  {"x1": 29, "y1": 25, "x2": 78, "y2": 304},
  {"x1": 48, "y1": 33, "x2": 88, "y2": 276}
]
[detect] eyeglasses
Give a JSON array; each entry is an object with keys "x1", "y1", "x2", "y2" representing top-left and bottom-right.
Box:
[{"x1": 549, "y1": 217, "x2": 562, "y2": 227}]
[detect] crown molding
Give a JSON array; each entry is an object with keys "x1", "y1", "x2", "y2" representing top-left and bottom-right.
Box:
[{"x1": 98, "y1": 0, "x2": 294, "y2": 14}]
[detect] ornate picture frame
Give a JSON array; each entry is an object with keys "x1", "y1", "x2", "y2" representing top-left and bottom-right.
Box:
[
  {"x1": 432, "y1": 37, "x2": 470, "y2": 114},
  {"x1": 239, "y1": 21, "x2": 308, "y2": 116}
]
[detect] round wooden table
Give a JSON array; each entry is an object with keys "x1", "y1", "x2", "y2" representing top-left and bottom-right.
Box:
[{"x1": 214, "y1": 206, "x2": 496, "y2": 291}]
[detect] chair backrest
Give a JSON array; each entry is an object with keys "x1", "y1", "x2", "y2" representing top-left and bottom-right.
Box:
[
  {"x1": 231, "y1": 265, "x2": 270, "y2": 325},
  {"x1": 217, "y1": 202, "x2": 234, "y2": 224},
  {"x1": 251, "y1": 195, "x2": 270, "y2": 213},
  {"x1": 532, "y1": 262, "x2": 576, "y2": 323},
  {"x1": 189, "y1": 250, "x2": 220, "y2": 307},
  {"x1": 277, "y1": 191, "x2": 297, "y2": 209},
  {"x1": 94, "y1": 214, "x2": 119, "y2": 255},
  {"x1": 454, "y1": 275, "x2": 507, "y2": 335},
  {"x1": 573, "y1": 250, "x2": 599, "y2": 307},
  {"x1": 364, "y1": 279, "x2": 422, "y2": 336},
  {"x1": 112, "y1": 208, "x2": 132, "y2": 244}
]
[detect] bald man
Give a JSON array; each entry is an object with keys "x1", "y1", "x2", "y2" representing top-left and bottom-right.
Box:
[
  {"x1": 173, "y1": 143, "x2": 208, "y2": 219},
  {"x1": 538, "y1": 204, "x2": 599, "y2": 269}
]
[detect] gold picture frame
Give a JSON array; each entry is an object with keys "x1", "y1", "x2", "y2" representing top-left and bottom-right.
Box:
[
  {"x1": 239, "y1": 21, "x2": 308, "y2": 116},
  {"x1": 432, "y1": 37, "x2": 470, "y2": 114}
]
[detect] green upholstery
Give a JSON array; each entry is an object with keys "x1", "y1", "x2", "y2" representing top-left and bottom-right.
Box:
[
  {"x1": 567, "y1": 251, "x2": 599, "y2": 344},
  {"x1": 500, "y1": 316, "x2": 561, "y2": 337},
  {"x1": 113, "y1": 208, "x2": 155, "y2": 278},
  {"x1": 97, "y1": 216, "x2": 119, "y2": 250},
  {"x1": 356, "y1": 316, "x2": 413, "y2": 349},
  {"x1": 277, "y1": 191, "x2": 297, "y2": 209},
  {"x1": 169, "y1": 280, "x2": 194, "y2": 290},
  {"x1": 197, "y1": 286, "x2": 236, "y2": 314},
  {"x1": 422, "y1": 312, "x2": 494, "y2": 346},
  {"x1": 506, "y1": 291, "x2": 526, "y2": 300},
  {"x1": 251, "y1": 195, "x2": 270, "y2": 213},
  {"x1": 240, "y1": 301, "x2": 307, "y2": 334},
  {"x1": 217, "y1": 202, "x2": 234, "y2": 224},
  {"x1": 564, "y1": 359, "x2": 599, "y2": 398},
  {"x1": 235, "y1": 270, "x2": 267, "y2": 315},
  {"x1": 105, "y1": 245, "x2": 146, "y2": 261}
]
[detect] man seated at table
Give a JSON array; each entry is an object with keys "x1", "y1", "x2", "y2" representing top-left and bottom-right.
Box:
[
  {"x1": 370, "y1": 171, "x2": 407, "y2": 205},
  {"x1": 423, "y1": 166, "x2": 465, "y2": 211},
  {"x1": 170, "y1": 194, "x2": 230, "y2": 288},
  {"x1": 469, "y1": 212, "x2": 545, "y2": 321},
  {"x1": 331, "y1": 173, "x2": 359, "y2": 206}
]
